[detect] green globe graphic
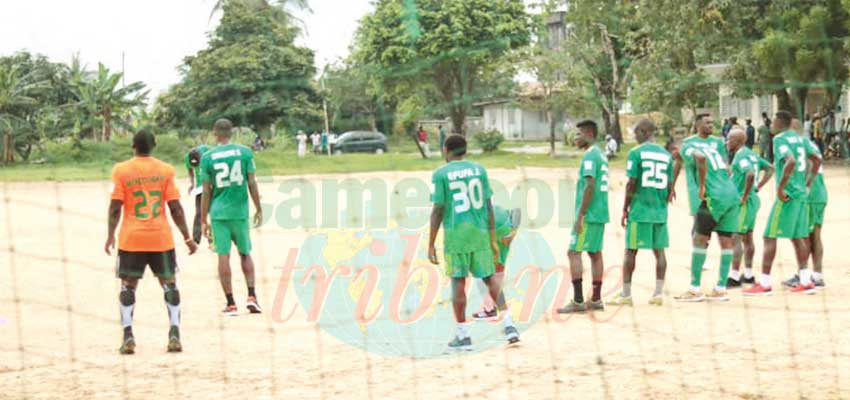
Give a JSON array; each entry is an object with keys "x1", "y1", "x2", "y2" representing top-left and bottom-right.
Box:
[{"x1": 292, "y1": 229, "x2": 557, "y2": 358}]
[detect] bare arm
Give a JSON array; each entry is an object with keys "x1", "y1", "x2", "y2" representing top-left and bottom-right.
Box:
[
  {"x1": 670, "y1": 153, "x2": 683, "y2": 202},
  {"x1": 622, "y1": 177, "x2": 637, "y2": 227},
  {"x1": 201, "y1": 181, "x2": 212, "y2": 229},
  {"x1": 574, "y1": 176, "x2": 596, "y2": 234},
  {"x1": 105, "y1": 200, "x2": 122, "y2": 255},
  {"x1": 806, "y1": 153, "x2": 822, "y2": 189},
  {"x1": 741, "y1": 171, "x2": 755, "y2": 204},
  {"x1": 777, "y1": 154, "x2": 795, "y2": 200},
  {"x1": 756, "y1": 164, "x2": 774, "y2": 192},
  {"x1": 247, "y1": 172, "x2": 262, "y2": 226},
  {"x1": 167, "y1": 200, "x2": 192, "y2": 243},
  {"x1": 693, "y1": 151, "x2": 707, "y2": 199},
  {"x1": 427, "y1": 204, "x2": 444, "y2": 264},
  {"x1": 187, "y1": 169, "x2": 195, "y2": 191},
  {"x1": 487, "y1": 199, "x2": 499, "y2": 263}
]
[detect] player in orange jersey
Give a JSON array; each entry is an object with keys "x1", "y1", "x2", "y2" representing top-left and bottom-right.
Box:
[{"x1": 105, "y1": 130, "x2": 198, "y2": 355}]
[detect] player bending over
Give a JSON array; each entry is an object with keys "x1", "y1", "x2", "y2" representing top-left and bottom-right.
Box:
[
  {"x1": 608, "y1": 119, "x2": 671, "y2": 306},
  {"x1": 200, "y1": 119, "x2": 264, "y2": 315},
  {"x1": 558, "y1": 120, "x2": 609, "y2": 314},
  {"x1": 471, "y1": 205, "x2": 521, "y2": 344},
  {"x1": 105, "y1": 130, "x2": 198, "y2": 354},
  {"x1": 185, "y1": 144, "x2": 210, "y2": 245},
  {"x1": 782, "y1": 119, "x2": 828, "y2": 289},
  {"x1": 725, "y1": 128, "x2": 773, "y2": 288},
  {"x1": 670, "y1": 114, "x2": 740, "y2": 302},
  {"x1": 428, "y1": 135, "x2": 518, "y2": 350},
  {"x1": 744, "y1": 111, "x2": 822, "y2": 296}
]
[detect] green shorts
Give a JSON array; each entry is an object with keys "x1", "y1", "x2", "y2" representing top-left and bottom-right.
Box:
[
  {"x1": 445, "y1": 250, "x2": 495, "y2": 279},
  {"x1": 808, "y1": 202, "x2": 826, "y2": 231},
  {"x1": 764, "y1": 197, "x2": 809, "y2": 239},
  {"x1": 625, "y1": 221, "x2": 668, "y2": 250},
  {"x1": 211, "y1": 219, "x2": 252, "y2": 255},
  {"x1": 695, "y1": 200, "x2": 739, "y2": 236},
  {"x1": 570, "y1": 222, "x2": 605, "y2": 253},
  {"x1": 737, "y1": 198, "x2": 761, "y2": 233}
]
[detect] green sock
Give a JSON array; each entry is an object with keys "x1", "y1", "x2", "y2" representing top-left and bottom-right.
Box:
[
  {"x1": 718, "y1": 249, "x2": 733, "y2": 288},
  {"x1": 690, "y1": 247, "x2": 707, "y2": 288}
]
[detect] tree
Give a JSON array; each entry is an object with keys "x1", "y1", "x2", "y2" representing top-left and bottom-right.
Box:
[
  {"x1": 70, "y1": 63, "x2": 147, "y2": 141},
  {"x1": 210, "y1": 0, "x2": 310, "y2": 27},
  {"x1": 559, "y1": 0, "x2": 648, "y2": 142},
  {"x1": 355, "y1": 0, "x2": 533, "y2": 135},
  {"x1": 158, "y1": 0, "x2": 320, "y2": 132},
  {"x1": 322, "y1": 61, "x2": 380, "y2": 132},
  {"x1": 0, "y1": 65, "x2": 41, "y2": 162},
  {"x1": 725, "y1": 0, "x2": 850, "y2": 117}
]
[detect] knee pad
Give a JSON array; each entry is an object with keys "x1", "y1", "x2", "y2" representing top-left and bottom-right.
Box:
[
  {"x1": 163, "y1": 283, "x2": 180, "y2": 306},
  {"x1": 119, "y1": 287, "x2": 135, "y2": 306}
]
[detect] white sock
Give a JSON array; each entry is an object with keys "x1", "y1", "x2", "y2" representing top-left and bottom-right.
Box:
[
  {"x1": 799, "y1": 268, "x2": 812, "y2": 285},
  {"x1": 760, "y1": 273, "x2": 771, "y2": 288},
  {"x1": 456, "y1": 324, "x2": 469, "y2": 339},
  {"x1": 729, "y1": 269, "x2": 741, "y2": 281},
  {"x1": 715, "y1": 285, "x2": 726, "y2": 291},
  {"x1": 813, "y1": 272, "x2": 823, "y2": 280},
  {"x1": 120, "y1": 303, "x2": 134, "y2": 328},
  {"x1": 744, "y1": 268, "x2": 754, "y2": 279},
  {"x1": 503, "y1": 313, "x2": 514, "y2": 328},
  {"x1": 690, "y1": 285, "x2": 701, "y2": 293}
]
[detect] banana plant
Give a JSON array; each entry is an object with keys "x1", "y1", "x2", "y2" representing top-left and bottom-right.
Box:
[{"x1": 69, "y1": 63, "x2": 148, "y2": 141}]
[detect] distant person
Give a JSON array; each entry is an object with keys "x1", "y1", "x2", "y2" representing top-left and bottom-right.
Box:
[
  {"x1": 804, "y1": 114, "x2": 813, "y2": 140},
  {"x1": 417, "y1": 125, "x2": 429, "y2": 157},
  {"x1": 310, "y1": 131, "x2": 321, "y2": 155},
  {"x1": 252, "y1": 134, "x2": 265, "y2": 152},
  {"x1": 185, "y1": 144, "x2": 210, "y2": 244},
  {"x1": 200, "y1": 119, "x2": 264, "y2": 316},
  {"x1": 759, "y1": 112, "x2": 773, "y2": 162},
  {"x1": 438, "y1": 124, "x2": 446, "y2": 156},
  {"x1": 605, "y1": 134, "x2": 618, "y2": 158},
  {"x1": 814, "y1": 114, "x2": 824, "y2": 154},
  {"x1": 106, "y1": 129, "x2": 198, "y2": 354},
  {"x1": 321, "y1": 131, "x2": 328, "y2": 155},
  {"x1": 721, "y1": 118, "x2": 732, "y2": 139},
  {"x1": 296, "y1": 130, "x2": 308, "y2": 158},
  {"x1": 328, "y1": 132, "x2": 337, "y2": 155},
  {"x1": 745, "y1": 119, "x2": 755, "y2": 149}
]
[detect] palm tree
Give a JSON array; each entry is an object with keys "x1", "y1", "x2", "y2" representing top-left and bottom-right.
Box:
[
  {"x1": 70, "y1": 63, "x2": 147, "y2": 141},
  {"x1": 0, "y1": 65, "x2": 44, "y2": 163}
]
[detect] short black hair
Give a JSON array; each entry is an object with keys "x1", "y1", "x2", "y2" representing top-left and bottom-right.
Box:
[
  {"x1": 188, "y1": 148, "x2": 202, "y2": 166},
  {"x1": 775, "y1": 110, "x2": 792, "y2": 127},
  {"x1": 576, "y1": 120, "x2": 598, "y2": 138},
  {"x1": 213, "y1": 118, "x2": 233, "y2": 137},
  {"x1": 634, "y1": 119, "x2": 656, "y2": 135},
  {"x1": 746, "y1": 119, "x2": 752, "y2": 124},
  {"x1": 695, "y1": 113, "x2": 711, "y2": 123},
  {"x1": 444, "y1": 134, "x2": 467, "y2": 157},
  {"x1": 133, "y1": 129, "x2": 156, "y2": 155}
]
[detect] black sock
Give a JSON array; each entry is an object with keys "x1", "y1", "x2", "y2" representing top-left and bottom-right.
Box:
[
  {"x1": 572, "y1": 279, "x2": 584, "y2": 303},
  {"x1": 123, "y1": 326, "x2": 133, "y2": 338},
  {"x1": 225, "y1": 293, "x2": 235, "y2": 306},
  {"x1": 247, "y1": 287, "x2": 256, "y2": 298},
  {"x1": 592, "y1": 280, "x2": 602, "y2": 302}
]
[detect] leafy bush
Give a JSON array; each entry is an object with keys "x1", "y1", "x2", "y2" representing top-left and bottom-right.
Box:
[
  {"x1": 473, "y1": 129, "x2": 505, "y2": 153},
  {"x1": 36, "y1": 134, "x2": 192, "y2": 166}
]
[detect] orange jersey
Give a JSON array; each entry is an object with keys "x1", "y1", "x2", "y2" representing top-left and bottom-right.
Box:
[{"x1": 111, "y1": 156, "x2": 181, "y2": 252}]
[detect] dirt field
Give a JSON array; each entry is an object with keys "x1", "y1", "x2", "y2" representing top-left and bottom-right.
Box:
[{"x1": 1, "y1": 166, "x2": 849, "y2": 400}]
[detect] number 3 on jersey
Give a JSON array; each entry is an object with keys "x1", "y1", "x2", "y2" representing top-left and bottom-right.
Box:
[
  {"x1": 449, "y1": 178, "x2": 484, "y2": 213},
  {"x1": 213, "y1": 162, "x2": 244, "y2": 188}
]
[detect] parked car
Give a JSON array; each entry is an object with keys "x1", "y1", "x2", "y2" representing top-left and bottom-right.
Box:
[{"x1": 333, "y1": 131, "x2": 388, "y2": 155}]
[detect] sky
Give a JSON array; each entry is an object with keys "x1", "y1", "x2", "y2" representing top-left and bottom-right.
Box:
[{"x1": 0, "y1": 0, "x2": 374, "y2": 98}]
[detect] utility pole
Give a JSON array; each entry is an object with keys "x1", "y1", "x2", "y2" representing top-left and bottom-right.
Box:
[{"x1": 320, "y1": 68, "x2": 330, "y2": 134}]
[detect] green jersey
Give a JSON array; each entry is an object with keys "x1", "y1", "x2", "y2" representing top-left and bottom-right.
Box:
[
  {"x1": 575, "y1": 145, "x2": 610, "y2": 224},
  {"x1": 773, "y1": 130, "x2": 816, "y2": 200},
  {"x1": 803, "y1": 137, "x2": 827, "y2": 204},
  {"x1": 731, "y1": 146, "x2": 769, "y2": 199},
  {"x1": 432, "y1": 160, "x2": 494, "y2": 253},
  {"x1": 625, "y1": 142, "x2": 672, "y2": 223},
  {"x1": 200, "y1": 143, "x2": 256, "y2": 220},
  {"x1": 680, "y1": 139, "x2": 738, "y2": 213},
  {"x1": 493, "y1": 206, "x2": 513, "y2": 238},
  {"x1": 184, "y1": 144, "x2": 210, "y2": 188},
  {"x1": 680, "y1": 134, "x2": 729, "y2": 215}
]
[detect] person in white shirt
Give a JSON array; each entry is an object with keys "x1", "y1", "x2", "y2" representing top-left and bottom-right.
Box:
[
  {"x1": 605, "y1": 134, "x2": 618, "y2": 158},
  {"x1": 296, "y1": 131, "x2": 308, "y2": 158},
  {"x1": 327, "y1": 133, "x2": 337, "y2": 155},
  {"x1": 310, "y1": 131, "x2": 321, "y2": 154}
]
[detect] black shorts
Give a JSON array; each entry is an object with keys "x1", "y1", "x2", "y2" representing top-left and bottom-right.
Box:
[
  {"x1": 116, "y1": 249, "x2": 177, "y2": 279},
  {"x1": 693, "y1": 202, "x2": 733, "y2": 237}
]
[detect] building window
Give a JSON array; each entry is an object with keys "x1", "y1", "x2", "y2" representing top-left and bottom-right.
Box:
[
  {"x1": 508, "y1": 107, "x2": 515, "y2": 124},
  {"x1": 759, "y1": 95, "x2": 771, "y2": 113},
  {"x1": 540, "y1": 110, "x2": 547, "y2": 122},
  {"x1": 489, "y1": 108, "x2": 496, "y2": 126}
]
